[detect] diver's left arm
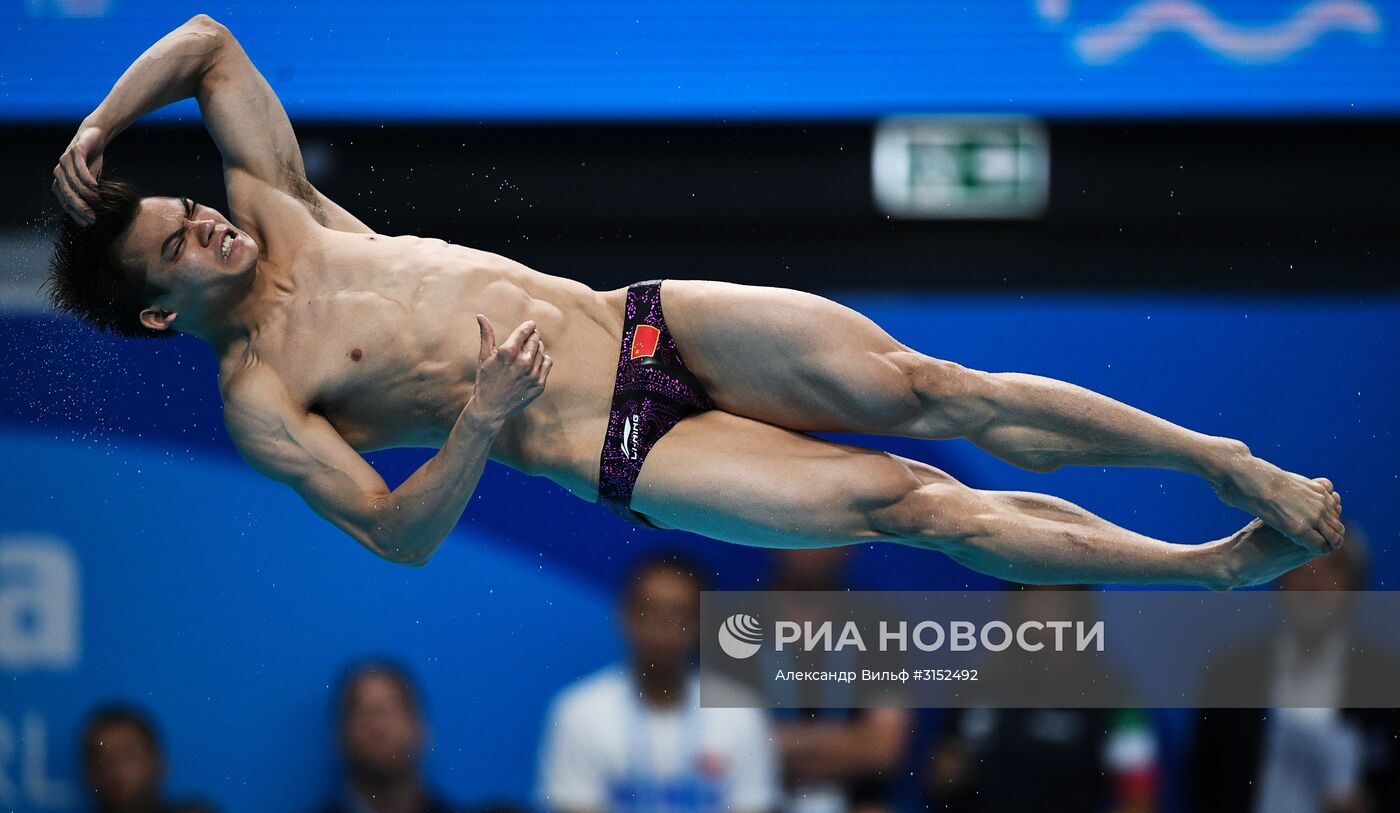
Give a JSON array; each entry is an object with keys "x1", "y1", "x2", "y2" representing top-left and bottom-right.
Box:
[{"x1": 54, "y1": 14, "x2": 369, "y2": 232}]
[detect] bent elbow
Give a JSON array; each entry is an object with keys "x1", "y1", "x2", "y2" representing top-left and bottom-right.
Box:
[
  {"x1": 365, "y1": 524, "x2": 435, "y2": 568},
  {"x1": 186, "y1": 14, "x2": 228, "y2": 37},
  {"x1": 364, "y1": 530, "x2": 429, "y2": 567},
  {"x1": 386, "y1": 546, "x2": 433, "y2": 568},
  {"x1": 182, "y1": 14, "x2": 232, "y2": 82},
  {"x1": 359, "y1": 494, "x2": 440, "y2": 567}
]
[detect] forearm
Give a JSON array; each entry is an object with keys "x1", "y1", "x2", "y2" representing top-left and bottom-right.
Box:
[
  {"x1": 370, "y1": 404, "x2": 501, "y2": 564},
  {"x1": 365, "y1": 315, "x2": 550, "y2": 564},
  {"x1": 976, "y1": 372, "x2": 1244, "y2": 481},
  {"x1": 82, "y1": 15, "x2": 226, "y2": 137}
]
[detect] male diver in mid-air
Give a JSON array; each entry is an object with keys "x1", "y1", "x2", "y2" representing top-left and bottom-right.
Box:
[{"x1": 48, "y1": 17, "x2": 1342, "y2": 588}]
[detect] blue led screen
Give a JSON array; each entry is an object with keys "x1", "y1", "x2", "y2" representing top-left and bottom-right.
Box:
[{"x1": 4, "y1": 0, "x2": 1398, "y2": 121}]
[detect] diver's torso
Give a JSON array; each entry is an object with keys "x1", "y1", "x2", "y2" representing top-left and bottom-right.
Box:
[{"x1": 222, "y1": 226, "x2": 626, "y2": 499}]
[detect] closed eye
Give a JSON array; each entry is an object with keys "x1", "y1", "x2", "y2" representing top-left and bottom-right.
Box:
[{"x1": 162, "y1": 198, "x2": 196, "y2": 262}]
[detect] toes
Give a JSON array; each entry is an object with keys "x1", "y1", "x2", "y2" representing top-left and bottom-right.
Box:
[
  {"x1": 1315, "y1": 516, "x2": 1345, "y2": 551},
  {"x1": 1299, "y1": 527, "x2": 1330, "y2": 555},
  {"x1": 1314, "y1": 477, "x2": 1334, "y2": 492}
]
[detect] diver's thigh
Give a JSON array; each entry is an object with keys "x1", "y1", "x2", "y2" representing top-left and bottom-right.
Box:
[
  {"x1": 630, "y1": 410, "x2": 917, "y2": 548},
  {"x1": 659, "y1": 279, "x2": 922, "y2": 432}
]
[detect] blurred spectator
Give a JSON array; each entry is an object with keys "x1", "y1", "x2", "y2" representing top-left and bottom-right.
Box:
[
  {"x1": 925, "y1": 706, "x2": 1158, "y2": 813},
  {"x1": 1190, "y1": 525, "x2": 1400, "y2": 813},
  {"x1": 317, "y1": 659, "x2": 463, "y2": 813},
  {"x1": 920, "y1": 587, "x2": 1159, "y2": 813},
  {"x1": 80, "y1": 704, "x2": 219, "y2": 813},
  {"x1": 766, "y1": 548, "x2": 912, "y2": 813},
  {"x1": 536, "y1": 552, "x2": 779, "y2": 813}
]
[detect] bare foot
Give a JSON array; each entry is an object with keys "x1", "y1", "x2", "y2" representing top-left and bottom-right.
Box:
[
  {"x1": 1208, "y1": 518, "x2": 1317, "y2": 590},
  {"x1": 1210, "y1": 453, "x2": 1343, "y2": 553}
]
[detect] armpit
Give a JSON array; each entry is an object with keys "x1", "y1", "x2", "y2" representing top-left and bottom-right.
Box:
[{"x1": 281, "y1": 159, "x2": 330, "y2": 226}]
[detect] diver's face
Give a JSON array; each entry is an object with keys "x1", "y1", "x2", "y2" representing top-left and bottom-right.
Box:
[{"x1": 117, "y1": 196, "x2": 257, "y2": 315}]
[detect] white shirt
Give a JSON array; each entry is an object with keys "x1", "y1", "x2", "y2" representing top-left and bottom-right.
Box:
[
  {"x1": 1253, "y1": 632, "x2": 1363, "y2": 813},
  {"x1": 537, "y1": 666, "x2": 779, "y2": 813},
  {"x1": 1269, "y1": 631, "x2": 1348, "y2": 710}
]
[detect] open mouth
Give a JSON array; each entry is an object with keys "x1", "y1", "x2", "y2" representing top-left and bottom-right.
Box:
[{"x1": 220, "y1": 231, "x2": 235, "y2": 261}]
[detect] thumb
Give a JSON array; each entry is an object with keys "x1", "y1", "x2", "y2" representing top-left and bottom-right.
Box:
[{"x1": 477, "y1": 314, "x2": 496, "y2": 361}]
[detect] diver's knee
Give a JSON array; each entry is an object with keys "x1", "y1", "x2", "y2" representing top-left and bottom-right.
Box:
[
  {"x1": 895, "y1": 353, "x2": 996, "y2": 436},
  {"x1": 867, "y1": 478, "x2": 993, "y2": 543}
]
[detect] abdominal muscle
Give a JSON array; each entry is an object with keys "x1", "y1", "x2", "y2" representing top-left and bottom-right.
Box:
[
  {"x1": 248, "y1": 231, "x2": 631, "y2": 500},
  {"x1": 484, "y1": 271, "x2": 629, "y2": 499}
]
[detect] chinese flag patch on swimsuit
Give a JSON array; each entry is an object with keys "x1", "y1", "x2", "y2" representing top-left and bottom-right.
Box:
[{"x1": 630, "y1": 324, "x2": 661, "y2": 359}]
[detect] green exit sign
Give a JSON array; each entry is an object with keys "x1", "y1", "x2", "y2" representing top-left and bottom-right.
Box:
[{"x1": 872, "y1": 116, "x2": 1049, "y2": 219}]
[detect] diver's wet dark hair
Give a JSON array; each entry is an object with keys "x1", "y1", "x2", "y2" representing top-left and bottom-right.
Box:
[{"x1": 45, "y1": 177, "x2": 174, "y2": 340}]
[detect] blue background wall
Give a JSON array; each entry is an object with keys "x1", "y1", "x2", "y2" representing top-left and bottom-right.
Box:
[
  {"x1": 2, "y1": 291, "x2": 1396, "y2": 812},
  {"x1": 5, "y1": 0, "x2": 1398, "y2": 121},
  {"x1": 5, "y1": 0, "x2": 1397, "y2": 809}
]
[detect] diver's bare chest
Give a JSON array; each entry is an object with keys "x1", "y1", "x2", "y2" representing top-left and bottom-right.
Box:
[{"x1": 250, "y1": 300, "x2": 473, "y2": 440}]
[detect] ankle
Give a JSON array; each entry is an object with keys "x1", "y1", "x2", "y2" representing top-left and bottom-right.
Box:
[
  {"x1": 1178, "y1": 539, "x2": 1236, "y2": 591},
  {"x1": 1195, "y1": 436, "x2": 1253, "y2": 488}
]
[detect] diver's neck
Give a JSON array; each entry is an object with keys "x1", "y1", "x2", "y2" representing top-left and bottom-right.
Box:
[{"x1": 193, "y1": 260, "x2": 291, "y2": 352}]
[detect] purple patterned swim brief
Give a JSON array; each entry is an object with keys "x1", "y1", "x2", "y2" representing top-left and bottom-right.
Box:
[{"x1": 596, "y1": 280, "x2": 715, "y2": 528}]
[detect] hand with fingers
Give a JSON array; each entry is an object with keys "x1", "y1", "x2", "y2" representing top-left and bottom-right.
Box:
[
  {"x1": 465, "y1": 314, "x2": 553, "y2": 427},
  {"x1": 51, "y1": 126, "x2": 106, "y2": 227}
]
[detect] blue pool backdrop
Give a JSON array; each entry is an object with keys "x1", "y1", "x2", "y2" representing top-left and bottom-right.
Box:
[
  {"x1": 1, "y1": 291, "x2": 1396, "y2": 812},
  {"x1": 4, "y1": 0, "x2": 1399, "y2": 121}
]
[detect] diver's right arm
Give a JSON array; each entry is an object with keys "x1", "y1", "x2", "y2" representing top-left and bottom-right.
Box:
[
  {"x1": 53, "y1": 14, "x2": 372, "y2": 234},
  {"x1": 223, "y1": 317, "x2": 551, "y2": 566},
  {"x1": 53, "y1": 15, "x2": 228, "y2": 224}
]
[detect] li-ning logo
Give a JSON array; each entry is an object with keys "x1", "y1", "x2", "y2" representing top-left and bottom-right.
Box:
[
  {"x1": 718, "y1": 614, "x2": 763, "y2": 659},
  {"x1": 620, "y1": 414, "x2": 639, "y2": 460}
]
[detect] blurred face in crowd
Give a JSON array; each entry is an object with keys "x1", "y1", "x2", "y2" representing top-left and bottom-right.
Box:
[
  {"x1": 622, "y1": 566, "x2": 701, "y2": 672},
  {"x1": 340, "y1": 671, "x2": 425, "y2": 782},
  {"x1": 1279, "y1": 542, "x2": 1359, "y2": 592},
  {"x1": 83, "y1": 721, "x2": 163, "y2": 813},
  {"x1": 774, "y1": 547, "x2": 849, "y2": 590},
  {"x1": 1002, "y1": 585, "x2": 1097, "y2": 674},
  {"x1": 1279, "y1": 535, "x2": 1363, "y2": 641},
  {"x1": 1007, "y1": 584, "x2": 1092, "y2": 624}
]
